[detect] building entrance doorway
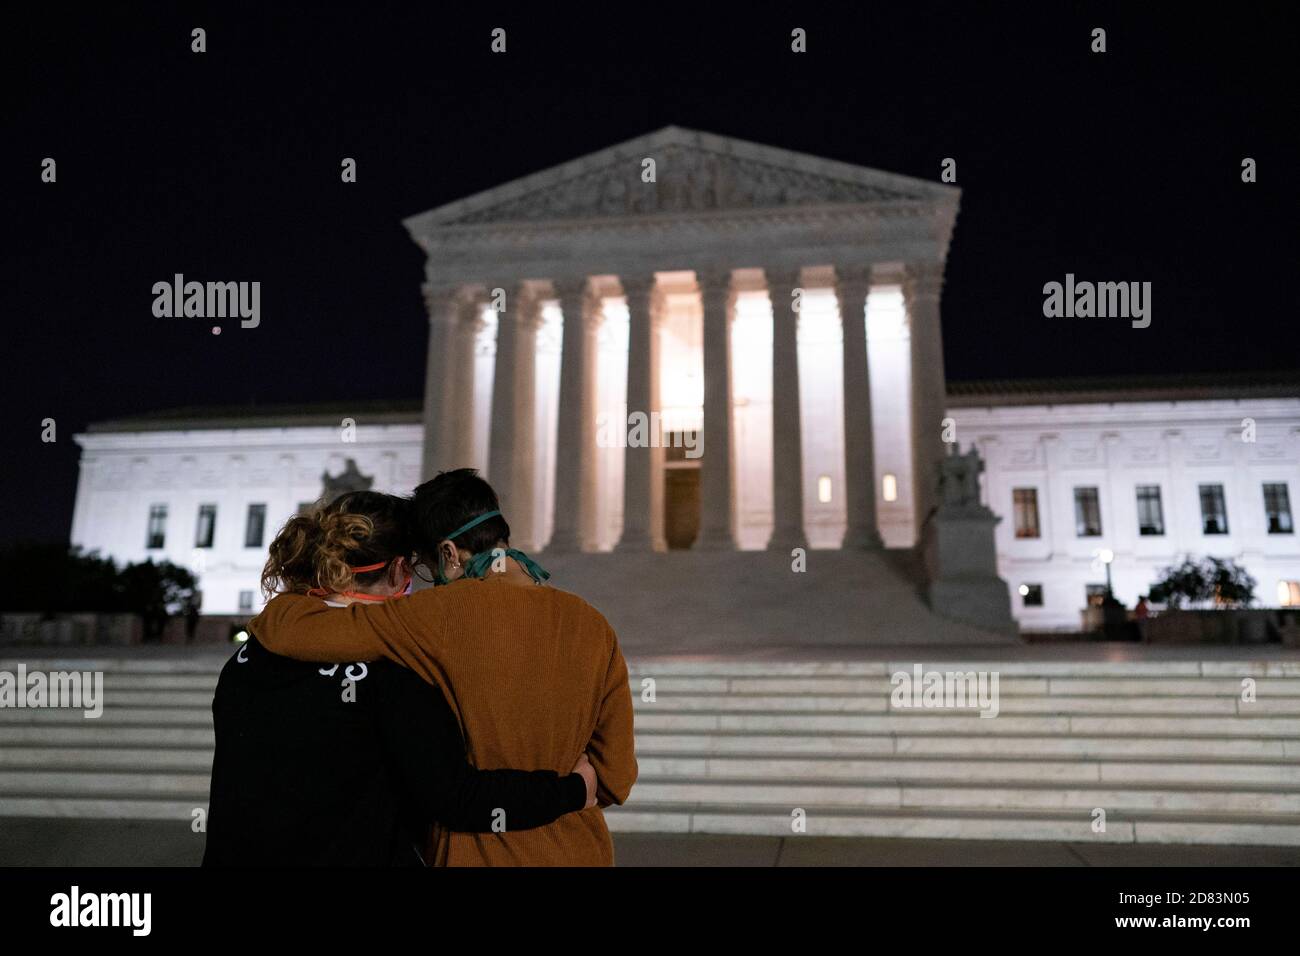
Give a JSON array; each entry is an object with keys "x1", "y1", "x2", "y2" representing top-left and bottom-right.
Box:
[{"x1": 663, "y1": 434, "x2": 701, "y2": 549}]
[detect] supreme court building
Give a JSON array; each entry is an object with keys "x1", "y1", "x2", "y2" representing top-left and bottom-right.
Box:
[
  {"x1": 70, "y1": 128, "x2": 1300, "y2": 641},
  {"x1": 410, "y1": 126, "x2": 957, "y2": 556}
]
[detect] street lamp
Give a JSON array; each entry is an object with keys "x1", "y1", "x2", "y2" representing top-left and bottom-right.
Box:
[{"x1": 1097, "y1": 548, "x2": 1115, "y2": 599}]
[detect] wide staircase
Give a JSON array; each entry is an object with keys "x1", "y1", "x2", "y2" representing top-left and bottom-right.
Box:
[{"x1": 2, "y1": 653, "x2": 1299, "y2": 845}]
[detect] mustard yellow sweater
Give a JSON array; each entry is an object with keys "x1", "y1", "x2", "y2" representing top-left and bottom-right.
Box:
[{"x1": 248, "y1": 578, "x2": 638, "y2": 866}]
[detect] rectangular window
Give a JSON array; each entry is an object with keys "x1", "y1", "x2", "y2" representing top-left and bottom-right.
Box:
[
  {"x1": 244, "y1": 503, "x2": 267, "y2": 548},
  {"x1": 1019, "y1": 583, "x2": 1043, "y2": 607},
  {"x1": 1264, "y1": 483, "x2": 1294, "y2": 534},
  {"x1": 1012, "y1": 488, "x2": 1040, "y2": 539},
  {"x1": 195, "y1": 504, "x2": 217, "y2": 549},
  {"x1": 1199, "y1": 484, "x2": 1229, "y2": 535},
  {"x1": 238, "y1": 590, "x2": 254, "y2": 613},
  {"x1": 1135, "y1": 485, "x2": 1165, "y2": 536},
  {"x1": 1085, "y1": 583, "x2": 1108, "y2": 608},
  {"x1": 1073, "y1": 487, "x2": 1102, "y2": 537},
  {"x1": 1279, "y1": 581, "x2": 1300, "y2": 607},
  {"x1": 145, "y1": 504, "x2": 168, "y2": 550}
]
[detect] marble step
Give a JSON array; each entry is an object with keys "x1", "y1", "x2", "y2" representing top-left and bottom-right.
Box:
[
  {"x1": 602, "y1": 802, "x2": 1300, "y2": 846},
  {"x1": 7, "y1": 746, "x2": 1298, "y2": 787},
  {"x1": 74, "y1": 689, "x2": 1300, "y2": 715},
  {"x1": 10, "y1": 724, "x2": 1299, "y2": 760},
  {"x1": 67, "y1": 672, "x2": 1300, "y2": 699},
  {"x1": 5, "y1": 793, "x2": 1295, "y2": 846},
  {"x1": 9, "y1": 658, "x2": 1300, "y2": 679},
  {"x1": 6, "y1": 707, "x2": 1299, "y2": 738},
  {"x1": 5, "y1": 769, "x2": 1298, "y2": 817},
  {"x1": 630, "y1": 712, "x2": 1300, "y2": 736}
]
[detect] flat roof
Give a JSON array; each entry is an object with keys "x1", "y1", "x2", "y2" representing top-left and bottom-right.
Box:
[
  {"x1": 946, "y1": 370, "x2": 1300, "y2": 407},
  {"x1": 82, "y1": 371, "x2": 1300, "y2": 433},
  {"x1": 84, "y1": 399, "x2": 423, "y2": 433}
]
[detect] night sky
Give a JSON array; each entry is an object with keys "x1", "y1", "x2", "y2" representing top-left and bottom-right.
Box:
[{"x1": 5, "y1": 3, "x2": 1296, "y2": 548}]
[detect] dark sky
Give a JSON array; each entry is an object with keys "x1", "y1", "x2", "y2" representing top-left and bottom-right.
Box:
[{"x1": 4, "y1": 3, "x2": 1296, "y2": 547}]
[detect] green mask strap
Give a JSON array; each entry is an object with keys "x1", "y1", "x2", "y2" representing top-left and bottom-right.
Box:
[
  {"x1": 462, "y1": 547, "x2": 551, "y2": 585},
  {"x1": 433, "y1": 510, "x2": 551, "y2": 586}
]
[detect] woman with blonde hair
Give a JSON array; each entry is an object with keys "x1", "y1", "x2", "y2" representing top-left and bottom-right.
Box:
[{"x1": 203, "y1": 490, "x2": 595, "y2": 866}]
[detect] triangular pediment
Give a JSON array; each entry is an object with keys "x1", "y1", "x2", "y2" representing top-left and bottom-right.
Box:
[{"x1": 406, "y1": 126, "x2": 954, "y2": 231}]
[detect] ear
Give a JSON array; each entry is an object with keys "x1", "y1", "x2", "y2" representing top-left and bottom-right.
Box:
[
  {"x1": 390, "y1": 556, "x2": 412, "y2": 584},
  {"x1": 438, "y1": 540, "x2": 458, "y2": 567}
]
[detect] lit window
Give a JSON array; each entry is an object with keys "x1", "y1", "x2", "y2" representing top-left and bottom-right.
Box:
[
  {"x1": 881, "y1": 473, "x2": 898, "y2": 502},
  {"x1": 1135, "y1": 485, "x2": 1165, "y2": 536},
  {"x1": 1074, "y1": 487, "x2": 1102, "y2": 537},
  {"x1": 146, "y1": 504, "x2": 168, "y2": 550},
  {"x1": 1013, "y1": 488, "x2": 1040, "y2": 539},
  {"x1": 195, "y1": 504, "x2": 217, "y2": 549},
  {"x1": 817, "y1": 475, "x2": 833, "y2": 504},
  {"x1": 244, "y1": 504, "x2": 267, "y2": 548},
  {"x1": 1279, "y1": 581, "x2": 1300, "y2": 607},
  {"x1": 1264, "y1": 483, "x2": 1294, "y2": 534},
  {"x1": 1198, "y1": 484, "x2": 1229, "y2": 535}
]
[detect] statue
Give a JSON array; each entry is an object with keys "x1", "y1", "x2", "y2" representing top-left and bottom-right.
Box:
[
  {"x1": 320, "y1": 458, "x2": 373, "y2": 502},
  {"x1": 938, "y1": 444, "x2": 985, "y2": 512}
]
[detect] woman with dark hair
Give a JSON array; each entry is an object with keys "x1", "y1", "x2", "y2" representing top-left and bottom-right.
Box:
[{"x1": 202, "y1": 490, "x2": 595, "y2": 866}]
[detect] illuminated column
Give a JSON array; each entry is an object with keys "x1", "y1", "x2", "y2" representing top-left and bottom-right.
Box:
[
  {"x1": 549, "y1": 276, "x2": 598, "y2": 552},
  {"x1": 488, "y1": 282, "x2": 541, "y2": 549},
  {"x1": 765, "y1": 266, "x2": 807, "y2": 551},
  {"x1": 834, "y1": 265, "x2": 884, "y2": 549},
  {"x1": 447, "y1": 292, "x2": 484, "y2": 471},
  {"x1": 903, "y1": 261, "x2": 949, "y2": 541},
  {"x1": 615, "y1": 275, "x2": 665, "y2": 551},
  {"x1": 420, "y1": 282, "x2": 464, "y2": 480},
  {"x1": 696, "y1": 267, "x2": 737, "y2": 550}
]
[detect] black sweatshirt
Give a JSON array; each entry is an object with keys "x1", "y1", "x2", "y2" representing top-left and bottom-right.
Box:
[{"x1": 202, "y1": 635, "x2": 586, "y2": 866}]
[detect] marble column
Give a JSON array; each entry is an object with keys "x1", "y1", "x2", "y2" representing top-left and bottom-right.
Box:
[
  {"x1": 765, "y1": 266, "x2": 807, "y2": 551},
  {"x1": 447, "y1": 293, "x2": 483, "y2": 471},
  {"x1": 696, "y1": 267, "x2": 737, "y2": 550},
  {"x1": 420, "y1": 282, "x2": 462, "y2": 481},
  {"x1": 487, "y1": 282, "x2": 541, "y2": 549},
  {"x1": 615, "y1": 275, "x2": 665, "y2": 551},
  {"x1": 549, "y1": 277, "x2": 598, "y2": 552},
  {"x1": 903, "y1": 261, "x2": 950, "y2": 541},
  {"x1": 834, "y1": 265, "x2": 884, "y2": 549}
]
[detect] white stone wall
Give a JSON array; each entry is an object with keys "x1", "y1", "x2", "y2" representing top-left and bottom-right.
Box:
[
  {"x1": 952, "y1": 397, "x2": 1300, "y2": 630},
  {"x1": 70, "y1": 424, "x2": 424, "y2": 616}
]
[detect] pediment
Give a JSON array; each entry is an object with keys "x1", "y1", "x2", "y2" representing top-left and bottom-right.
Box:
[{"x1": 406, "y1": 126, "x2": 954, "y2": 232}]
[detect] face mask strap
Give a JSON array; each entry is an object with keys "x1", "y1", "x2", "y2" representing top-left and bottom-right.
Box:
[{"x1": 434, "y1": 510, "x2": 502, "y2": 585}]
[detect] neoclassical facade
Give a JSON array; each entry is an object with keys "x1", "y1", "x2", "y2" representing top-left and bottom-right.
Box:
[
  {"x1": 407, "y1": 126, "x2": 959, "y2": 555},
  {"x1": 67, "y1": 129, "x2": 1300, "y2": 634}
]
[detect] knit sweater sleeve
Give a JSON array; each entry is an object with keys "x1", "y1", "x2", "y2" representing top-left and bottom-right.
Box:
[
  {"x1": 586, "y1": 625, "x2": 639, "y2": 807},
  {"x1": 248, "y1": 591, "x2": 444, "y2": 674}
]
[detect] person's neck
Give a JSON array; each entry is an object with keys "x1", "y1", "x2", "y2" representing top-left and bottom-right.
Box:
[
  {"x1": 476, "y1": 546, "x2": 536, "y2": 585},
  {"x1": 323, "y1": 588, "x2": 396, "y2": 606}
]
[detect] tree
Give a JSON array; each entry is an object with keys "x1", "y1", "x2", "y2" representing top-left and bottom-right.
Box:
[
  {"x1": 1149, "y1": 556, "x2": 1256, "y2": 609},
  {"x1": 0, "y1": 544, "x2": 198, "y2": 640},
  {"x1": 116, "y1": 559, "x2": 199, "y2": 641}
]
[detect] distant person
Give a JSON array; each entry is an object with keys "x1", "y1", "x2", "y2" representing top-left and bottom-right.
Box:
[
  {"x1": 203, "y1": 491, "x2": 595, "y2": 867},
  {"x1": 183, "y1": 597, "x2": 201, "y2": 644},
  {"x1": 1134, "y1": 596, "x2": 1150, "y2": 621},
  {"x1": 249, "y1": 469, "x2": 638, "y2": 866}
]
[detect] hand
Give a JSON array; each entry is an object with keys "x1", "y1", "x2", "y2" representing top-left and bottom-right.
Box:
[{"x1": 571, "y1": 753, "x2": 597, "y2": 809}]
